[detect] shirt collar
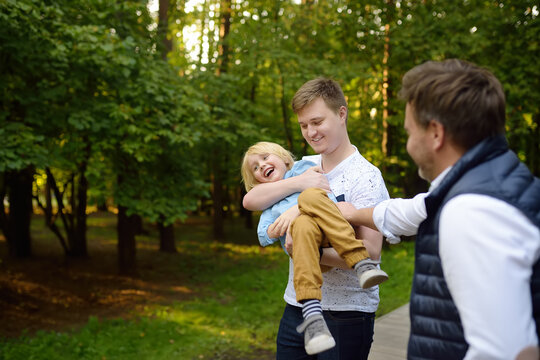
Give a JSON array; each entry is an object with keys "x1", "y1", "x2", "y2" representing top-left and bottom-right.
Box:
[{"x1": 429, "y1": 166, "x2": 453, "y2": 192}]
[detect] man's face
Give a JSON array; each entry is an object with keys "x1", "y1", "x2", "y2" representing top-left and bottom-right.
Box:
[
  {"x1": 297, "y1": 97, "x2": 346, "y2": 156},
  {"x1": 404, "y1": 103, "x2": 435, "y2": 181}
]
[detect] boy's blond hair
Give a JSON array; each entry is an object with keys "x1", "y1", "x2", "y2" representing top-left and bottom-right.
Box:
[{"x1": 241, "y1": 142, "x2": 295, "y2": 191}]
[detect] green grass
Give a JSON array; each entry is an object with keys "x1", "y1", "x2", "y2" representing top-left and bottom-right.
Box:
[{"x1": 0, "y1": 213, "x2": 414, "y2": 359}]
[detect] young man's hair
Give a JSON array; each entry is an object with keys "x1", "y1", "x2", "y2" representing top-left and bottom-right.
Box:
[
  {"x1": 292, "y1": 77, "x2": 348, "y2": 119},
  {"x1": 399, "y1": 59, "x2": 506, "y2": 151},
  {"x1": 241, "y1": 142, "x2": 295, "y2": 191}
]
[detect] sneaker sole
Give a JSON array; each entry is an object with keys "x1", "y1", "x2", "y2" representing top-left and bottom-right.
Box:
[
  {"x1": 305, "y1": 334, "x2": 336, "y2": 355},
  {"x1": 359, "y1": 269, "x2": 389, "y2": 289}
]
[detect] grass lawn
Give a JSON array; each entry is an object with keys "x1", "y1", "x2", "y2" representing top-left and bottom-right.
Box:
[{"x1": 0, "y1": 212, "x2": 414, "y2": 359}]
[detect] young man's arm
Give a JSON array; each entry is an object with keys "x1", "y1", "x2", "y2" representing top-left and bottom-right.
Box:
[
  {"x1": 242, "y1": 166, "x2": 330, "y2": 211},
  {"x1": 356, "y1": 226, "x2": 383, "y2": 260},
  {"x1": 316, "y1": 230, "x2": 381, "y2": 268},
  {"x1": 320, "y1": 247, "x2": 349, "y2": 269}
]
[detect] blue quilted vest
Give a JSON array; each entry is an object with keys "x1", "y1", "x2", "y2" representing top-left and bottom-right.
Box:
[{"x1": 407, "y1": 135, "x2": 540, "y2": 359}]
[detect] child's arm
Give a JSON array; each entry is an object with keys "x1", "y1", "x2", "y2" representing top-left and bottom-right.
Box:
[
  {"x1": 267, "y1": 205, "x2": 300, "y2": 239},
  {"x1": 257, "y1": 208, "x2": 281, "y2": 247},
  {"x1": 242, "y1": 166, "x2": 330, "y2": 211},
  {"x1": 258, "y1": 202, "x2": 301, "y2": 250}
]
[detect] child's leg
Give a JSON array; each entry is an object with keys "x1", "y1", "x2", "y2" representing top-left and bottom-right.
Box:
[
  {"x1": 290, "y1": 214, "x2": 325, "y2": 302},
  {"x1": 297, "y1": 188, "x2": 388, "y2": 289},
  {"x1": 297, "y1": 188, "x2": 369, "y2": 267},
  {"x1": 290, "y1": 215, "x2": 335, "y2": 355}
]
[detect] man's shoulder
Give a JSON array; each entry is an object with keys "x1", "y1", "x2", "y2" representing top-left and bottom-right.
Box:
[
  {"x1": 301, "y1": 155, "x2": 320, "y2": 165},
  {"x1": 335, "y1": 150, "x2": 382, "y2": 177}
]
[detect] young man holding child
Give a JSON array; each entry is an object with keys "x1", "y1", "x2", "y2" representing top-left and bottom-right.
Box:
[{"x1": 243, "y1": 78, "x2": 389, "y2": 359}]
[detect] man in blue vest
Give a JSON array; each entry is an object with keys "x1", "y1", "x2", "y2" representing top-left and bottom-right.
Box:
[{"x1": 337, "y1": 59, "x2": 540, "y2": 359}]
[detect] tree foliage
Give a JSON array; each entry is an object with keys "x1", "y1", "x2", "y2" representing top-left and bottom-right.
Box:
[{"x1": 1, "y1": 0, "x2": 538, "y2": 267}]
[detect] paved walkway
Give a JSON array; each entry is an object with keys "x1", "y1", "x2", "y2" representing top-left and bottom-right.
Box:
[{"x1": 368, "y1": 303, "x2": 410, "y2": 360}]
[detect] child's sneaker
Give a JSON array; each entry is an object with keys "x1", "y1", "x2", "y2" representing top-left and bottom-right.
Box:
[
  {"x1": 296, "y1": 314, "x2": 336, "y2": 355},
  {"x1": 355, "y1": 259, "x2": 389, "y2": 289}
]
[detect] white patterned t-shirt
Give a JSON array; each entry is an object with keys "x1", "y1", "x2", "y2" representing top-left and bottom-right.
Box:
[{"x1": 283, "y1": 147, "x2": 390, "y2": 312}]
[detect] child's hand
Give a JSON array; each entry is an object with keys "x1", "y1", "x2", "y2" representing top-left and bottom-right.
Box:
[
  {"x1": 296, "y1": 166, "x2": 331, "y2": 192},
  {"x1": 267, "y1": 205, "x2": 299, "y2": 238},
  {"x1": 285, "y1": 231, "x2": 293, "y2": 254}
]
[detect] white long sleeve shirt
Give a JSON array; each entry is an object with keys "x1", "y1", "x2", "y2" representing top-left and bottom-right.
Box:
[{"x1": 373, "y1": 168, "x2": 540, "y2": 359}]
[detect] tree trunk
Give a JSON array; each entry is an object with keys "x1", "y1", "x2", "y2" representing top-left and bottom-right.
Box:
[
  {"x1": 117, "y1": 205, "x2": 138, "y2": 276},
  {"x1": 45, "y1": 179, "x2": 52, "y2": 226},
  {"x1": 210, "y1": 0, "x2": 232, "y2": 240},
  {"x1": 158, "y1": 0, "x2": 172, "y2": 60},
  {"x1": 212, "y1": 150, "x2": 225, "y2": 239},
  {"x1": 240, "y1": 188, "x2": 253, "y2": 229},
  {"x1": 156, "y1": 0, "x2": 178, "y2": 245},
  {"x1": 6, "y1": 167, "x2": 34, "y2": 257},
  {"x1": 159, "y1": 221, "x2": 177, "y2": 253},
  {"x1": 73, "y1": 169, "x2": 88, "y2": 257},
  {"x1": 133, "y1": 214, "x2": 149, "y2": 235},
  {"x1": 278, "y1": 64, "x2": 294, "y2": 152},
  {"x1": 72, "y1": 142, "x2": 91, "y2": 257},
  {"x1": 381, "y1": 0, "x2": 398, "y2": 178},
  {"x1": 217, "y1": 0, "x2": 231, "y2": 75},
  {"x1": 381, "y1": 7, "x2": 391, "y2": 160},
  {"x1": 0, "y1": 173, "x2": 7, "y2": 240}
]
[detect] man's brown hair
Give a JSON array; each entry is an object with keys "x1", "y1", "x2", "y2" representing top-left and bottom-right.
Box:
[
  {"x1": 399, "y1": 59, "x2": 506, "y2": 150},
  {"x1": 292, "y1": 77, "x2": 347, "y2": 119}
]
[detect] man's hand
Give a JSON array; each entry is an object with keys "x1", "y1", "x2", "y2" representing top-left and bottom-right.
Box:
[
  {"x1": 267, "y1": 205, "x2": 300, "y2": 239},
  {"x1": 296, "y1": 166, "x2": 331, "y2": 192},
  {"x1": 335, "y1": 201, "x2": 358, "y2": 224}
]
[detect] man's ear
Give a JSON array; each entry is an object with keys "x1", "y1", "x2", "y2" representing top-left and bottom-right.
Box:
[
  {"x1": 339, "y1": 106, "x2": 347, "y2": 123},
  {"x1": 428, "y1": 119, "x2": 445, "y2": 150}
]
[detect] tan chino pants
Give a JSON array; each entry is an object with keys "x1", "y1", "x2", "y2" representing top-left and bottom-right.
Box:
[{"x1": 290, "y1": 188, "x2": 370, "y2": 302}]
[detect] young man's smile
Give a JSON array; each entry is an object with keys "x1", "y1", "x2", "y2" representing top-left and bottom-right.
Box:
[{"x1": 297, "y1": 98, "x2": 347, "y2": 156}]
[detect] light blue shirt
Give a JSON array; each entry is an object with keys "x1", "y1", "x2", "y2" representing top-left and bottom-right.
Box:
[{"x1": 257, "y1": 160, "x2": 336, "y2": 254}]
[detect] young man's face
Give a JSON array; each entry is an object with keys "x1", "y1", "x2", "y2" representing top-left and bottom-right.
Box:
[
  {"x1": 247, "y1": 153, "x2": 288, "y2": 184},
  {"x1": 297, "y1": 97, "x2": 347, "y2": 156},
  {"x1": 404, "y1": 103, "x2": 435, "y2": 181}
]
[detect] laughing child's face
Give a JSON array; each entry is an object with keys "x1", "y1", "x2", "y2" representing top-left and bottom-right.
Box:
[{"x1": 246, "y1": 153, "x2": 288, "y2": 185}]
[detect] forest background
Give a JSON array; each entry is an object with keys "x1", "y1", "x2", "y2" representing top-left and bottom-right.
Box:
[
  {"x1": 2, "y1": 0, "x2": 538, "y2": 273},
  {"x1": 0, "y1": 0, "x2": 539, "y2": 357}
]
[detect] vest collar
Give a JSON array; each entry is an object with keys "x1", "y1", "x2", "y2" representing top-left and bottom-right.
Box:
[{"x1": 425, "y1": 135, "x2": 508, "y2": 216}]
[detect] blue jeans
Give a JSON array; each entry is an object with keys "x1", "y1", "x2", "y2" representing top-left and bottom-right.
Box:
[{"x1": 276, "y1": 304, "x2": 375, "y2": 360}]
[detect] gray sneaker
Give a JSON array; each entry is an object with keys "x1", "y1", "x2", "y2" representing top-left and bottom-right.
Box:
[
  {"x1": 296, "y1": 314, "x2": 336, "y2": 355},
  {"x1": 355, "y1": 259, "x2": 389, "y2": 289}
]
